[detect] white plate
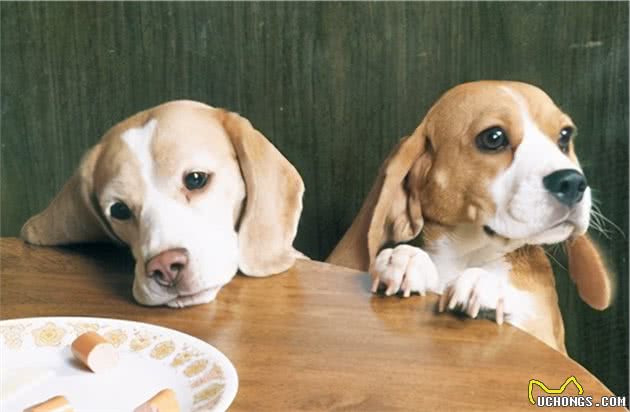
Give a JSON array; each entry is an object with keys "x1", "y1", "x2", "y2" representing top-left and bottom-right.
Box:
[{"x1": 0, "y1": 317, "x2": 238, "y2": 412}]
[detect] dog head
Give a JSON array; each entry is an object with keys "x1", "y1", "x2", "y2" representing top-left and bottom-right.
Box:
[
  {"x1": 330, "y1": 81, "x2": 611, "y2": 309},
  {"x1": 403, "y1": 81, "x2": 590, "y2": 243},
  {"x1": 21, "y1": 100, "x2": 304, "y2": 307}
]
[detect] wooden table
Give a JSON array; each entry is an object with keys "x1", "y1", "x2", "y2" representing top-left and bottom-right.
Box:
[{"x1": 0, "y1": 238, "x2": 622, "y2": 411}]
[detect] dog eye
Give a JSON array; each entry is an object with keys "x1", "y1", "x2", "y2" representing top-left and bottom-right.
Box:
[
  {"x1": 558, "y1": 127, "x2": 574, "y2": 153},
  {"x1": 110, "y1": 202, "x2": 132, "y2": 220},
  {"x1": 184, "y1": 172, "x2": 209, "y2": 190},
  {"x1": 475, "y1": 127, "x2": 509, "y2": 152}
]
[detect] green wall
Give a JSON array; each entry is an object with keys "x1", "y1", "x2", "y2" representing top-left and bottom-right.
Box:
[{"x1": 1, "y1": 2, "x2": 628, "y2": 398}]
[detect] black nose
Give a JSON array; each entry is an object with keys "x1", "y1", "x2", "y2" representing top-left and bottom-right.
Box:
[{"x1": 542, "y1": 169, "x2": 588, "y2": 207}]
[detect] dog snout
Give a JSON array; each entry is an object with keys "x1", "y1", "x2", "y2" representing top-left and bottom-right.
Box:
[
  {"x1": 542, "y1": 169, "x2": 588, "y2": 207},
  {"x1": 145, "y1": 248, "x2": 189, "y2": 287}
]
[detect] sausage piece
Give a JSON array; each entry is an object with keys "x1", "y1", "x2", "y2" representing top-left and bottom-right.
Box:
[
  {"x1": 24, "y1": 395, "x2": 73, "y2": 412},
  {"x1": 134, "y1": 389, "x2": 180, "y2": 412},
  {"x1": 71, "y1": 331, "x2": 118, "y2": 373}
]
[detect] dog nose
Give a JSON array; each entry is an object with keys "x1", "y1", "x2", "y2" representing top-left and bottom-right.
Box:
[
  {"x1": 543, "y1": 169, "x2": 588, "y2": 207},
  {"x1": 145, "y1": 248, "x2": 189, "y2": 287}
]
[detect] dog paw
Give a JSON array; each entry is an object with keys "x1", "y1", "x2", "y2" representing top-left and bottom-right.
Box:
[
  {"x1": 438, "y1": 268, "x2": 507, "y2": 324},
  {"x1": 370, "y1": 245, "x2": 439, "y2": 297}
]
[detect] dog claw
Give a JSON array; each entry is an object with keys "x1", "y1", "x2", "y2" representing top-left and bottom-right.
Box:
[
  {"x1": 438, "y1": 292, "x2": 448, "y2": 312},
  {"x1": 371, "y1": 277, "x2": 380, "y2": 293},
  {"x1": 448, "y1": 296, "x2": 457, "y2": 310},
  {"x1": 467, "y1": 294, "x2": 480, "y2": 318},
  {"x1": 496, "y1": 298, "x2": 504, "y2": 325}
]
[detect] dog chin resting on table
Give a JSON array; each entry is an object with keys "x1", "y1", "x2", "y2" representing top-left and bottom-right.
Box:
[
  {"x1": 327, "y1": 81, "x2": 613, "y2": 354},
  {"x1": 21, "y1": 101, "x2": 305, "y2": 308}
]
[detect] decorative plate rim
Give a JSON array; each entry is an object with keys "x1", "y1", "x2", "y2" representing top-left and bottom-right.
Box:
[{"x1": 0, "y1": 316, "x2": 238, "y2": 412}]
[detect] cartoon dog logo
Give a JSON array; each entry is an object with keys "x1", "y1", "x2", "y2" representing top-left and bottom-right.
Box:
[{"x1": 528, "y1": 376, "x2": 584, "y2": 405}]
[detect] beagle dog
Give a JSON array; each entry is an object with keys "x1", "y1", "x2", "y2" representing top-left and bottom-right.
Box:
[
  {"x1": 21, "y1": 100, "x2": 304, "y2": 308},
  {"x1": 327, "y1": 81, "x2": 612, "y2": 353}
]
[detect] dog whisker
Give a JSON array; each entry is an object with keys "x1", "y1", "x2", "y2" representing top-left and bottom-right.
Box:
[
  {"x1": 544, "y1": 247, "x2": 568, "y2": 272},
  {"x1": 590, "y1": 204, "x2": 625, "y2": 239},
  {"x1": 588, "y1": 213, "x2": 612, "y2": 239},
  {"x1": 547, "y1": 243, "x2": 562, "y2": 255}
]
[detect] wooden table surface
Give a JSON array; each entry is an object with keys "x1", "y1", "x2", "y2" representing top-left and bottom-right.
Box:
[{"x1": 0, "y1": 238, "x2": 622, "y2": 411}]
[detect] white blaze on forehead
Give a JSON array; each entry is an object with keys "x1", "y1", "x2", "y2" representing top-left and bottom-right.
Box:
[
  {"x1": 120, "y1": 119, "x2": 177, "y2": 257},
  {"x1": 120, "y1": 118, "x2": 173, "y2": 258},
  {"x1": 496, "y1": 86, "x2": 581, "y2": 184},
  {"x1": 498, "y1": 86, "x2": 578, "y2": 166},
  {"x1": 499, "y1": 86, "x2": 561, "y2": 164},
  {"x1": 121, "y1": 119, "x2": 158, "y2": 189}
]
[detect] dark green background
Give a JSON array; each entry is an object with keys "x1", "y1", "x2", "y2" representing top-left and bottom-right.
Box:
[{"x1": 1, "y1": 2, "x2": 628, "y2": 398}]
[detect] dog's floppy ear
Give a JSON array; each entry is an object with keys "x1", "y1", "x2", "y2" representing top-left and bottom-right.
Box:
[
  {"x1": 566, "y1": 234, "x2": 613, "y2": 310},
  {"x1": 221, "y1": 110, "x2": 305, "y2": 276},
  {"x1": 326, "y1": 124, "x2": 431, "y2": 271},
  {"x1": 21, "y1": 144, "x2": 113, "y2": 245}
]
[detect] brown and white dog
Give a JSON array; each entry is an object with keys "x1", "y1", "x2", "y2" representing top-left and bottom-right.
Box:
[
  {"x1": 327, "y1": 81, "x2": 612, "y2": 353},
  {"x1": 21, "y1": 100, "x2": 305, "y2": 308}
]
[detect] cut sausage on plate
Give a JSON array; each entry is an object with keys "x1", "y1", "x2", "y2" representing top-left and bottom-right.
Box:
[
  {"x1": 23, "y1": 395, "x2": 73, "y2": 412},
  {"x1": 134, "y1": 389, "x2": 181, "y2": 412},
  {"x1": 71, "y1": 331, "x2": 118, "y2": 373}
]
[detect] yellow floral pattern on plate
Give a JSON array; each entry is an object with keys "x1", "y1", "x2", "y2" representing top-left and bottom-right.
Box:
[
  {"x1": 31, "y1": 322, "x2": 66, "y2": 347},
  {"x1": 130, "y1": 332, "x2": 154, "y2": 352},
  {"x1": 0, "y1": 324, "x2": 28, "y2": 349},
  {"x1": 185, "y1": 359, "x2": 209, "y2": 377},
  {"x1": 171, "y1": 348, "x2": 200, "y2": 367},
  {"x1": 68, "y1": 322, "x2": 100, "y2": 335},
  {"x1": 151, "y1": 340, "x2": 176, "y2": 359},
  {"x1": 194, "y1": 383, "x2": 225, "y2": 403},
  {"x1": 104, "y1": 329, "x2": 128, "y2": 347},
  {"x1": 192, "y1": 364, "x2": 225, "y2": 388}
]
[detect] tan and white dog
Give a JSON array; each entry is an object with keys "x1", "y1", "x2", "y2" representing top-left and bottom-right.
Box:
[
  {"x1": 327, "y1": 81, "x2": 612, "y2": 353},
  {"x1": 22, "y1": 100, "x2": 305, "y2": 308}
]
